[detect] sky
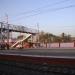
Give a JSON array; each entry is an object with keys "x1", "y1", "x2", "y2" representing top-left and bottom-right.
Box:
[{"x1": 0, "y1": 0, "x2": 75, "y2": 36}]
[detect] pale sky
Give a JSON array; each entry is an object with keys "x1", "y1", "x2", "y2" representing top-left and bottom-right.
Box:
[{"x1": 0, "y1": 0, "x2": 75, "y2": 36}]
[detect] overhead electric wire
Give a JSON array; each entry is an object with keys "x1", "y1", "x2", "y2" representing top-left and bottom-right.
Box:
[
  {"x1": 15, "y1": 0, "x2": 71, "y2": 17},
  {"x1": 13, "y1": 4, "x2": 75, "y2": 21}
]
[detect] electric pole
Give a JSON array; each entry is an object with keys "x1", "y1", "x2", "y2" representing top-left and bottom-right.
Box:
[
  {"x1": 0, "y1": 16, "x2": 4, "y2": 42},
  {"x1": 0, "y1": 22, "x2": 3, "y2": 42},
  {"x1": 6, "y1": 14, "x2": 9, "y2": 49},
  {"x1": 37, "y1": 23, "x2": 39, "y2": 43}
]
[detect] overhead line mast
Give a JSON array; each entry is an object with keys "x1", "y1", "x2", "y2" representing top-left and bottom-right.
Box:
[{"x1": 6, "y1": 14, "x2": 9, "y2": 49}]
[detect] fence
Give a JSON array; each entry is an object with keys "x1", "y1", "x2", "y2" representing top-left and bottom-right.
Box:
[{"x1": 40, "y1": 42, "x2": 75, "y2": 48}]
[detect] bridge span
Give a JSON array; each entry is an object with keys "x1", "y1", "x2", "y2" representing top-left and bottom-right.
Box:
[{"x1": 0, "y1": 22, "x2": 37, "y2": 34}]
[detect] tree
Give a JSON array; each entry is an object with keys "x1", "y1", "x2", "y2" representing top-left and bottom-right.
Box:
[
  {"x1": 60, "y1": 33, "x2": 71, "y2": 42},
  {"x1": 39, "y1": 31, "x2": 57, "y2": 43}
]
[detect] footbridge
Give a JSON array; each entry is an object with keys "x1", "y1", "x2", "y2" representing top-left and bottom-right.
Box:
[{"x1": 0, "y1": 22, "x2": 37, "y2": 34}]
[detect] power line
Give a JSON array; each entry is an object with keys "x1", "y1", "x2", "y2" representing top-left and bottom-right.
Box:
[
  {"x1": 15, "y1": 0, "x2": 71, "y2": 17},
  {"x1": 13, "y1": 4, "x2": 75, "y2": 21}
]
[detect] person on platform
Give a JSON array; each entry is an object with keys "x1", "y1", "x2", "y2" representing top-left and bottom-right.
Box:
[
  {"x1": 0, "y1": 41, "x2": 6, "y2": 50},
  {"x1": 6, "y1": 43, "x2": 9, "y2": 50}
]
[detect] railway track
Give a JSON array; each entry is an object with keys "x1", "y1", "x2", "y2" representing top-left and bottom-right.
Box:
[
  {"x1": 0, "y1": 48, "x2": 75, "y2": 75},
  {"x1": 0, "y1": 61, "x2": 75, "y2": 75}
]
